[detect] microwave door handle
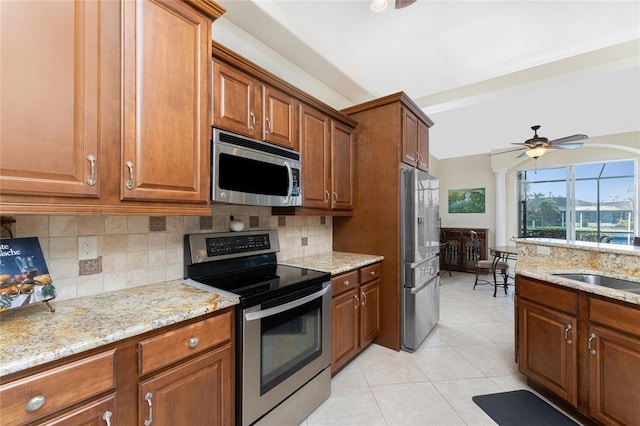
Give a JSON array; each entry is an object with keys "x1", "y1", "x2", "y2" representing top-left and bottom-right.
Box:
[{"x1": 283, "y1": 161, "x2": 293, "y2": 204}]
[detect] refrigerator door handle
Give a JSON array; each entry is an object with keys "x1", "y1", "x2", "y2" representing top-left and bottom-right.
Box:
[
  {"x1": 407, "y1": 254, "x2": 439, "y2": 269},
  {"x1": 410, "y1": 275, "x2": 438, "y2": 295}
]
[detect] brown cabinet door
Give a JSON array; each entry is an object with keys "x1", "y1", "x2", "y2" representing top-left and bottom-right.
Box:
[
  {"x1": 214, "y1": 61, "x2": 261, "y2": 139},
  {"x1": 0, "y1": 0, "x2": 100, "y2": 198},
  {"x1": 139, "y1": 345, "x2": 232, "y2": 426},
  {"x1": 330, "y1": 120, "x2": 354, "y2": 211},
  {"x1": 518, "y1": 299, "x2": 578, "y2": 406},
  {"x1": 121, "y1": 0, "x2": 210, "y2": 203},
  {"x1": 331, "y1": 289, "x2": 359, "y2": 374},
  {"x1": 417, "y1": 120, "x2": 430, "y2": 171},
  {"x1": 45, "y1": 394, "x2": 116, "y2": 426},
  {"x1": 360, "y1": 279, "x2": 380, "y2": 347},
  {"x1": 588, "y1": 325, "x2": 640, "y2": 426},
  {"x1": 401, "y1": 107, "x2": 419, "y2": 167},
  {"x1": 264, "y1": 86, "x2": 297, "y2": 150},
  {"x1": 300, "y1": 103, "x2": 330, "y2": 209}
]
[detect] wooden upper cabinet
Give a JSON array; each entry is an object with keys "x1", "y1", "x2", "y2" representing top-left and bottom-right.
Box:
[
  {"x1": 213, "y1": 61, "x2": 262, "y2": 139},
  {"x1": 417, "y1": 120, "x2": 429, "y2": 171},
  {"x1": 263, "y1": 86, "x2": 298, "y2": 150},
  {"x1": 300, "y1": 104, "x2": 331, "y2": 209},
  {"x1": 330, "y1": 120, "x2": 354, "y2": 211},
  {"x1": 121, "y1": 0, "x2": 211, "y2": 203},
  {"x1": 401, "y1": 107, "x2": 419, "y2": 167},
  {"x1": 213, "y1": 61, "x2": 298, "y2": 150},
  {"x1": 0, "y1": 0, "x2": 100, "y2": 198},
  {"x1": 401, "y1": 106, "x2": 431, "y2": 170}
]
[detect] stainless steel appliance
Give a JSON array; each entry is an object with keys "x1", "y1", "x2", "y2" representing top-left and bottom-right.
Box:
[
  {"x1": 212, "y1": 128, "x2": 302, "y2": 207},
  {"x1": 184, "y1": 230, "x2": 331, "y2": 426},
  {"x1": 400, "y1": 168, "x2": 440, "y2": 352}
]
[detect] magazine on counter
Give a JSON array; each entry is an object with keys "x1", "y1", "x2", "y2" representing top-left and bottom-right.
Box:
[{"x1": 0, "y1": 237, "x2": 56, "y2": 311}]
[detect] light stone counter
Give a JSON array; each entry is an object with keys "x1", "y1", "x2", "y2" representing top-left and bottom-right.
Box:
[
  {"x1": 282, "y1": 251, "x2": 384, "y2": 276},
  {"x1": 0, "y1": 280, "x2": 239, "y2": 377},
  {"x1": 514, "y1": 238, "x2": 640, "y2": 305}
]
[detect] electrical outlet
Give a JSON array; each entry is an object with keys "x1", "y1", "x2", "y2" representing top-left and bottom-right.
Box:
[{"x1": 78, "y1": 236, "x2": 98, "y2": 260}]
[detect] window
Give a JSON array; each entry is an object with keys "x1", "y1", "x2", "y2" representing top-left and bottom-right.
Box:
[{"x1": 518, "y1": 160, "x2": 637, "y2": 245}]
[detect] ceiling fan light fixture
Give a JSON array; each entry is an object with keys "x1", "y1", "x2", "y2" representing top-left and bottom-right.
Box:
[
  {"x1": 370, "y1": 0, "x2": 388, "y2": 12},
  {"x1": 526, "y1": 146, "x2": 547, "y2": 159}
]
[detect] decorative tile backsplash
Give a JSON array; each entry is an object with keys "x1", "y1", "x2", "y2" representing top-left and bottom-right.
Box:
[{"x1": 5, "y1": 206, "x2": 332, "y2": 301}]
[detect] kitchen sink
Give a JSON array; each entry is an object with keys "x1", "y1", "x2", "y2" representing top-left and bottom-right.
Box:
[{"x1": 552, "y1": 273, "x2": 640, "y2": 294}]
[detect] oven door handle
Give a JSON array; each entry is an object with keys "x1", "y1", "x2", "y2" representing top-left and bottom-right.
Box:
[
  {"x1": 283, "y1": 161, "x2": 293, "y2": 205},
  {"x1": 244, "y1": 285, "x2": 330, "y2": 322}
]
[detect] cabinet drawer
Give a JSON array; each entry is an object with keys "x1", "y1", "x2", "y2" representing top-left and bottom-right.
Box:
[
  {"x1": 590, "y1": 297, "x2": 640, "y2": 338},
  {"x1": 332, "y1": 270, "x2": 358, "y2": 297},
  {"x1": 518, "y1": 277, "x2": 578, "y2": 315},
  {"x1": 360, "y1": 263, "x2": 381, "y2": 285},
  {"x1": 138, "y1": 311, "x2": 231, "y2": 376},
  {"x1": 0, "y1": 350, "x2": 116, "y2": 425}
]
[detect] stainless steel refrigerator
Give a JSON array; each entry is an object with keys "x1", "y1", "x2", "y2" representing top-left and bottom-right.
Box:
[{"x1": 400, "y1": 168, "x2": 440, "y2": 352}]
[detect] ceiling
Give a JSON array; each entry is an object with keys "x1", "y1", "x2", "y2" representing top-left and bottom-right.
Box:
[{"x1": 214, "y1": 1, "x2": 640, "y2": 159}]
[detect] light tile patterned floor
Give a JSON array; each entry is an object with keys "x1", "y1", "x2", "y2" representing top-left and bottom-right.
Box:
[{"x1": 300, "y1": 272, "x2": 583, "y2": 426}]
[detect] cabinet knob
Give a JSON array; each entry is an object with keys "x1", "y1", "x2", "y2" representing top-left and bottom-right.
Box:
[
  {"x1": 369, "y1": 271, "x2": 375, "y2": 276},
  {"x1": 343, "y1": 280, "x2": 350, "y2": 287},
  {"x1": 189, "y1": 337, "x2": 199, "y2": 348},
  {"x1": 26, "y1": 395, "x2": 45, "y2": 412}
]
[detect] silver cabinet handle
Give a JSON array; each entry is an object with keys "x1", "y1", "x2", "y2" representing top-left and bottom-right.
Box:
[
  {"x1": 125, "y1": 161, "x2": 134, "y2": 190},
  {"x1": 343, "y1": 280, "x2": 350, "y2": 287},
  {"x1": 564, "y1": 324, "x2": 572, "y2": 345},
  {"x1": 26, "y1": 395, "x2": 45, "y2": 412},
  {"x1": 369, "y1": 271, "x2": 375, "y2": 276},
  {"x1": 144, "y1": 392, "x2": 153, "y2": 425},
  {"x1": 354, "y1": 295, "x2": 359, "y2": 309},
  {"x1": 249, "y1": 112, "x2": 256, "y2": 130},
  {"x1": 87, "y1": 155, "x2": 97, "y2": 186},
  {"x1": 361, "y1": 291, "x2": 367, "y2": 306},
  {"x1": 189, "y1": 337, "x2": 199, "y2": 348},
  {"x1": 103, "y1": 410, "x2": 112, "y2": 426},
  {"x1": 265, "y1": 117, "x2": 272, "y2": 134},
  {"x1": 324, "y1": 190, "x2": 330, "y2": 204},
  {"x1": 588, "y1": 333, "x2": 597, "y2": 355},
  {"x1": 333, "y1": 191, "x2": 338, "y2": 203}
]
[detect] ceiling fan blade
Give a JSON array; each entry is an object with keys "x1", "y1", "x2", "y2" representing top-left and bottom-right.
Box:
[
  {"x1": 550, "y1": 142, "x2": 584, "y2": 150},
  {"x1": 549, "y1": 134, "x2": 588, "y2": 144},
  {"x1": 516, "y1": 150, "x2": 529, "y2": 159},
  {"x1": 489, "y1": 147, "x2": 526, "y2": 156},
  {"x1": 510, "y1": 142, "x2": 528, "y2": 146},
  {"x1": 395, "y1": 0, "x2": 416, "y2": 8}
]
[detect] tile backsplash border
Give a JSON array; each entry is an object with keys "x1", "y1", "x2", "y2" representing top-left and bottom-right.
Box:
[{"x1": 4, "y1": 206, "x2": 332, "y2": 301}]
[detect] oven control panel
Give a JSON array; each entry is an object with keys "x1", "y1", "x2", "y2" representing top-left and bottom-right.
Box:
[
  {"x1": 185, "y1": 229, "x2": 280, "y2": 264},
  {"x1": 207, "y1": 234, "x2": 271, "y2": 256}
]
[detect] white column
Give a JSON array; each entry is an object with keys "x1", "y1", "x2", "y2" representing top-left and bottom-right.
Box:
[{"x1": 494, "y1": 169, "x2": 507, "y2": 246}]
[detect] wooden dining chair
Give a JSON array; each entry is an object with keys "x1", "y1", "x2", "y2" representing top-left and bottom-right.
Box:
[{"x1": 470, "y1": 230, "x2": 509, "y2": 297}]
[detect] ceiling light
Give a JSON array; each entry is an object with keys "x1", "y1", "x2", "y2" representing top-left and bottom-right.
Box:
[
  {"x1": 526, "y1": 146, "x2": 547, "y2": 159},
  {"x1": 371, "y1": 0, "x2": 388, "y2": 12}
]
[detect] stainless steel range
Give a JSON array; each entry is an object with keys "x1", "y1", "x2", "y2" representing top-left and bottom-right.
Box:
[{"x1": 184, "y1": 230, "x2": 331, "y2": 426}]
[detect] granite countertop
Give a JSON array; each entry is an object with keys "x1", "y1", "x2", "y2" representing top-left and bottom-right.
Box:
[
  {"x1": 0, "y1": 280, "x2": 239, "y2": 377},
  {"x1": 282, "y1": 251, "x2": 384, "y2": 276},
  {"x1": 514, "y1": 238, "x2": 640, "y2": 306}
]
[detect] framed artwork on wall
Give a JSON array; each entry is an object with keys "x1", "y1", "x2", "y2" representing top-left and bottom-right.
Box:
[{"x1": 448, "y1": 188, "x2": 485, "y2": 213}]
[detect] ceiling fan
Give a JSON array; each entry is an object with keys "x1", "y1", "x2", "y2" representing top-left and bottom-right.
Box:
[{"x1": 500, "y1": 125, "x2": 588, "y2": 159}]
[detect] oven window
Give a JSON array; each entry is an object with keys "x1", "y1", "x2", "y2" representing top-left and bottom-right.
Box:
[
  {"x1": 260, "y1": 297, "x2": 322, "y2": 395},
  {"x1": 219, "y1": 153, "x2": 289, "y2": 196}
]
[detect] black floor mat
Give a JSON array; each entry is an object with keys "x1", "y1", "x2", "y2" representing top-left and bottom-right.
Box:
[{"x1": 472, "y1": 390, "x2": 580, "y2": 426}]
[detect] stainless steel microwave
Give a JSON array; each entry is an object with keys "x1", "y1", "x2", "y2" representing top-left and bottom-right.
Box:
[{"x1": 211, "y1": 128, "x2": 302, "y2": 207}]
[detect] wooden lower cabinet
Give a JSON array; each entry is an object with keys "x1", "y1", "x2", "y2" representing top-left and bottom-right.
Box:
[
  {"x1": 516, "y1": 275, "x2": 640, "y2": 425},
  {"x1": 331, "y1": 262, "x2": 381, "y2": 375},
  {"x1": 139, "y1": 345, "x2": 232, "y2": 426},
  {"x1": 518, "y1": 299, "x2": 577, "y2": 405},
  {"x1": 0, "y1": 308, "x2": 234, "y2": 426}
]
